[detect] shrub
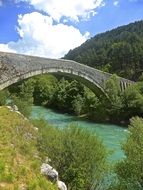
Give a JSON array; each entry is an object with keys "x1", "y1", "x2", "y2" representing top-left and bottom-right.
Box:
[{"x1": 34, "y1": 119, "x2": 109, "y2": 190}]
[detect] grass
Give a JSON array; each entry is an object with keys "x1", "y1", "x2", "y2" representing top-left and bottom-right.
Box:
[{"x1": 0, "y1": 106, "x2": 57, "y2": 190}]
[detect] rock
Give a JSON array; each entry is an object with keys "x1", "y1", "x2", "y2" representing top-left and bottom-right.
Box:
[
  {"x1": 57, "y1": 180, "x2": 67, "y2": 190},
  {"x1": 12, "y1": 105, "x2": 18, "y2": 111},
  {"x1": 6, "y1": 106, "x2": 12, "y2": 109},
  {"x1": 15, "y1": 111, "x2": 21, "y2": 115},
  {"x1": 41, "y1": 163, "x2": 67, "y2": 189},
  {"x1": 41, "y1": 163, "x2": 58, "y2": 182}
]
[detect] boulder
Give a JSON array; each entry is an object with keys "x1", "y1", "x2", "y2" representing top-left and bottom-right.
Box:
[
  {"x1": 41, "y1": 163, "x2": 67, "y2": 190},
  {"x1": 57, "y1": 180, "x2": 67, "y2": 190},
  {"x1": 41, "y1": 163, "x2": 58, "y2": 182},
  {"x1": 12, "y1": 105, "x2": 18, "y2": 111}
]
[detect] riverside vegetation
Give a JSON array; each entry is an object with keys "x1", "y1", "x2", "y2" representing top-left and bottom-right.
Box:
[
  {"x1": 6, "y1": 73, "x2": 143, "y2": 124},
  {"x1": 0, "y1": 73, "x2": 143, "y2": 189}
]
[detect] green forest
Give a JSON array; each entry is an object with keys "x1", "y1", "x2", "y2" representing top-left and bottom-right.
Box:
[
  {"x1": 4, "y1": 74, "x2": 143, "y2": 125},
  {"x1": 64, "y1": 20, "x2": 143, "y2": 80}
]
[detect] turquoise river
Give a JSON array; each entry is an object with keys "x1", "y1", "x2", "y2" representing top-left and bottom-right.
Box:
[{"x1": 31, "y1": 106, "x2": 129, "y2": 162}]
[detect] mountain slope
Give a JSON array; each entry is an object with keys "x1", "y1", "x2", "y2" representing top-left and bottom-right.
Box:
[{"x1": 64, "y1": 20, "x2": 143, "y2": 80}]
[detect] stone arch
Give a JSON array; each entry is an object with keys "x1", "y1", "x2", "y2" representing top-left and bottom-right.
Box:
[
  {"x1": 0, "y1": 52, "x2": 134, "y2": 96},
  {"x1": 1, "y1": 67, "x2": 106, "y2": 97}
]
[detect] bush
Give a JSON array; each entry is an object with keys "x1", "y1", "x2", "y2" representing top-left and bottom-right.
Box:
[
  {"x1": 12, "y1": 96, "x2": 32, "y2": 117},
  {"x1": 0, "y1": 90, "x2": 9, "y2": 106},
  {"x1": 34, "y1": 119, "x2": 109, "y2": 190}
]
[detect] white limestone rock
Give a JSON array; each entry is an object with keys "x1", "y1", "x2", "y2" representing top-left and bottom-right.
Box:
[
  {"x1": 12, "y1": 104, "x2": 19, "y2": 111},
  {"x1": 41, "y1": 163, "x2": 58, "y2": 182},
  {"x1": 57, "y1": 180, "x2": 67, "y2": 190},
  {"x1": 41, "y1": 163, "x2": 67, "y2": 190}
]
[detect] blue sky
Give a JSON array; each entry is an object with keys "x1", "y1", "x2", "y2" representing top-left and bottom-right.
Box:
[{"x1": 0, "y1": 0, "x2": 143, "y2": 58}]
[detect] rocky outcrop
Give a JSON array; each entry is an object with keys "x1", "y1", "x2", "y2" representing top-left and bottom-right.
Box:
[{"x1": 41, "y1": 163, "x2": 67, "y2": 190}]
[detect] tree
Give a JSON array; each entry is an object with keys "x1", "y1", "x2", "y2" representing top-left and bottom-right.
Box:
[
  {"x1": 84, "y1": 88, "x2": 107, "y2": 121},
  {"x1": 10, "y1": 78, "x2": 35, "y2": 117},
  {"x1": 52, "y1": 78, "x2": 85, "y2": 113},
  {"x1": 122, "y1": 82, "x2": 143, "y2": 120},
  {"x1": 105, "y1": 75, "x2": 123, "y2": 121},
  {"x1": 33, "y1": 74, "x2": 57, "y2": 105},
  {"x1": 72, "y1": 94, "x2": 85, "y2": 115},
  {"x1": 110, "y1": 117, "x2": 143, "y2": 190}
]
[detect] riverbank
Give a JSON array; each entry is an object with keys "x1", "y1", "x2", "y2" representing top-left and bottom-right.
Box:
[
  {"x1": 42, "y1": 104, "x2": 129, "y2": 127},
  {"x1": 31, "y1": 105, "x2": 128, "y2": 162}
]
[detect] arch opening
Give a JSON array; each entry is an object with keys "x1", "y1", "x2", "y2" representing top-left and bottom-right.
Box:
[{"x1": 1, "y1": 68, "x2": 107, "y2": 98}]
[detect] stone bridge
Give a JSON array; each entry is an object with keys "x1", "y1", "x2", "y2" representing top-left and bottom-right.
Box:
[{"x1": 0, "y1": 52, "x2": 134, "y2": 96}]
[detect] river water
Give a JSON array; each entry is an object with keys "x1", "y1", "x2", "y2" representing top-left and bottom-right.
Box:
[{"x1": 31, "y1": 106, "x2": 128, "y2": 162}]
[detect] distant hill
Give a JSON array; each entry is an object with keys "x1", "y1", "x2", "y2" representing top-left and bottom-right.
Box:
[{"x1": 64, "y1": 20, "x2": 143, "y2": 80}]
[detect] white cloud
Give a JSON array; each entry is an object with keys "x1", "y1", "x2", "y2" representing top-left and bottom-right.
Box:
[
  {"x1": 0, "y1": 44, "x2": 16, "y2": 53},
  {"x1": 15, "y1": 0, "x2": 105, "y2": 22},
  {"x1": 113, "y1": 1, "x2": 119, "y2": 6},
  {"x1": 0, "y1": 12, "x2": 89, "y2": 58}
]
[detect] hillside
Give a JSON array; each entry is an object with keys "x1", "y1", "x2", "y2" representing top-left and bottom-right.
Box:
[
  {"x1": 64, "y1": 20, "x2": 143, "y2": 80},
  {"x1": 0, "y1": 106, "x2": 57, "y2": 190}
]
